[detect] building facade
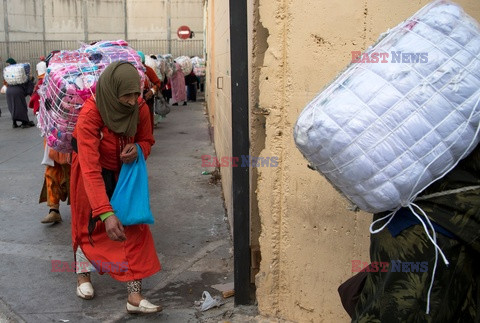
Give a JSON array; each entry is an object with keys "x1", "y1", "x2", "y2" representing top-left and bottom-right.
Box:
[{"x1": 0, "y1": 0, "x2": 204, "y2": 69}]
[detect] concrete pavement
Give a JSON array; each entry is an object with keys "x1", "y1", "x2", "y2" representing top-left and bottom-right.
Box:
[{"x1": 0, "y1": 95, "x2": 260, "y2": 322}]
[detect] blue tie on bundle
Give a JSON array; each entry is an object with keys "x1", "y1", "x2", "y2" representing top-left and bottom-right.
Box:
[{"x1": 110, "y1": 143, "x2": 154, "y2": 226}]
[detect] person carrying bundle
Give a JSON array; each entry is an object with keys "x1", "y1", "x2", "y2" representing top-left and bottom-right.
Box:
[
  {"x1": 32, "y1": 52, "x2": 71, "y2": 224},
  {"x1": 353, "y1": 144, "x2": 480, "y2": 322},
  {"x1": 70, "y1": 61, "x2": 162, "y2": 313},
  {"x1": 171, "y1": 61, "x2": 187, "y2": 106},
  {"x1": 137, "y1": 51, "x2": 161, "y2": 132},
  {"x1": 4, "y1": 58, "x2": 35, "y2": 128}
]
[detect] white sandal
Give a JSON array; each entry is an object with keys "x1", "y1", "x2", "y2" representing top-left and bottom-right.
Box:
[
  {"x1": 76, "y1": 282, "x2": 94, "y2": 300},
  {"x1": 126, "y1": 299, "x2": 162, "y2": 313}
]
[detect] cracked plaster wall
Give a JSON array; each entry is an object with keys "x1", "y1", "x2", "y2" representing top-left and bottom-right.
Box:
[{"x1": 253, "y1": 0, "x2": 480, "y2": 322}]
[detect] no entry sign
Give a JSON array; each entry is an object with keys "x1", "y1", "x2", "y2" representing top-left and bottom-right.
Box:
[{"x1": 177, "y1": 25, "x2": 191, "y2": 39}]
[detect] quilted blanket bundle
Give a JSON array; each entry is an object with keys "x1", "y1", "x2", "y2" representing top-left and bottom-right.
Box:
[
  {"x1": 294, "y1": 0, "x2": 480, "y2": 213},
  {"x1": 3, "y1": 63, "x2": 30, "y2": 86}
]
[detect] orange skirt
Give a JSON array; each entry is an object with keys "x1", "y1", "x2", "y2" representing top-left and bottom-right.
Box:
[{"x1": 70, "y1": 154, "x2": 161, "y2": 282}]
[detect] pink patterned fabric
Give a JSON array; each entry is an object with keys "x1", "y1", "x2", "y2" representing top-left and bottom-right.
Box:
[
  {"x1": 37, "y1": 40, "x2": 146, "y2": 153},
  {"x1": 171, "y1": 63, "x2": 186, "y2": 104}
]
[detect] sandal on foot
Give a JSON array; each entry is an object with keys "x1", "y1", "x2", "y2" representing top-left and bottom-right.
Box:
[
  {"x1": 76, "y1": 282, "x2": 94, "y2": 300},
  {"x1": 126, "y1": 299, "x2": 162, "y2": 314}
]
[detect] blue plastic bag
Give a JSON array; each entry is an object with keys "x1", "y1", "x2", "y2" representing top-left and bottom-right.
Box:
[{"x1": 110, "y1": 144, "x2": 154, "y2": 226}]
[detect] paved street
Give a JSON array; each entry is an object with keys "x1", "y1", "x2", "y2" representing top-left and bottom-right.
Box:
[{"x1": 0, "y1": 94, "x2": 245, "y2": 322}]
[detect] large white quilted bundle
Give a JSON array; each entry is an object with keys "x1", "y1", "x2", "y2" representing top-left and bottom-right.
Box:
[
  {"x1": 3, "y1": 63, "x2": 30, "y2": 85},
  {"x1": 294, "y1": 0, "x2": 480, "y2": 213}
]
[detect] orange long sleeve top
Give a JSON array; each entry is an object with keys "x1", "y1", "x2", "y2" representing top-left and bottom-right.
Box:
[{"x1": 72, "y1": 97, "x2": 155, "y2": 218}]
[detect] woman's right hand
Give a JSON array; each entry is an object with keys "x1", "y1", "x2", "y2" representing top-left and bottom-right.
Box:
[{"x1": 104, "y1": 215, "x2": 127, "y2": 241}]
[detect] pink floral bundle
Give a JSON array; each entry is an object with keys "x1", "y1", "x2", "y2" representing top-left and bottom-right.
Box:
[{"x1": 37, "y1": 40, "x2": 146, "y2": 153}]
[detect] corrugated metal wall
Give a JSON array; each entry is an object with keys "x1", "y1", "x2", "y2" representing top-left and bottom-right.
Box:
[{"x1": 1, "y1": 39, "x2": 203, "y2": 78}]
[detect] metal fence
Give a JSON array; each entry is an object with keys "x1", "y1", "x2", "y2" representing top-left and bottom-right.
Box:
[{"x1": 1, "y1": 39, "x2": 204, "y2": 79}]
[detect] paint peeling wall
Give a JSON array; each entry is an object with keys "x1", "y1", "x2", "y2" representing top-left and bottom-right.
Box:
[
  {"x1": 248, "y1": 0, "x2": 268, "y2": 279},
  {"x1": 254, "y1": 0, "x2": 480, "y2": 322}
]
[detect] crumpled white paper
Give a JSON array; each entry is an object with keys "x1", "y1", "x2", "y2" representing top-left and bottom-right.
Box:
[{"x1": 195, "y1": 291, "x2": 224, "y2": 312}]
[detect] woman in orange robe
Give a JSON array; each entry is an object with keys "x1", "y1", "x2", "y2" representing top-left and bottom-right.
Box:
[
  {"x1": 70, "y1": 61, "x2": 161, "y2": 313},
  {"x1": 31, "y1": 65, "x2": 71, "y2": 224}
]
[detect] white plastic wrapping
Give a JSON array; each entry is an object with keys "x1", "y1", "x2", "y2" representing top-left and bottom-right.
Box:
[
  {"x1": 162, "y1": 54, "x2": 175, "y2": 78},
  {"x1": 3, "y1": 63, "x2": 30, "y2": 85},
  {"x1": 175, "y1": 55, "x2": 193, "y2": 76},
  {"x1": 191, "y1": 56, "x2": 206, "y2": 77},
  {"x1": 156, "y1": 56, "x2": 166, "y2": 80},
  {"x1": 37, "y1": 40, "x2": 145, "y2": 153},
  {"x1": 294, "y1": 0, "x2": 480, "y2": 213},
  {"x1": 145, "y1": 55, "x2": 163, "y2": 80}
]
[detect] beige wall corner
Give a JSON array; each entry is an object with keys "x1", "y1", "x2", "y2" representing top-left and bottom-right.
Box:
[
  {"x1": 254, "y1": 0, "x2": 480, "y2": 322},
  {"x1": 204, "y1": 0, "x2": 234, "y2": 229}
]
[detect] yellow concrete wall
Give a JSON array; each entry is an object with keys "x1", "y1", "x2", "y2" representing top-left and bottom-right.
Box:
[
  {"x1": 248, "y1": 0, "x2": 268, "y2": 278},
  {"x1": 254, "y1": 0, "x2": 480, "y2": 322},
  {"x1": 205, "y1": 0, "x2": 234, "y2": 228},
  {"x1": 205, "y1": 0, "x2": 215, "y2": 125}
]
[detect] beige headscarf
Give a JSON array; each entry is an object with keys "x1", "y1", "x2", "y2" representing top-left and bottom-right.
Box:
[{"x1": 96, "y1": 61, "x2": 141, "y2": 137}]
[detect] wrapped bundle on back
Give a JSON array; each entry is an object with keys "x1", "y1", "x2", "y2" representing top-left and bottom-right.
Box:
[
  {"x1": 37, "y1": 40, "x2": 146, "y2": 153},
  {"x1": 162, "y1": 54, "x2": 175, "y2": 78},
  {"x1": 155, "y1": 55, "x2": 167, "y2": 81},
  {"x1": 191, "y1": 56, "x2": 206, "y2": 77},
  {"x1": 175, "y1": 55, "x2": 193, "y2": 76},
  {"x1": 294, "y1": 0, "x2": 480, "y2": 213},
  {"x1": 145, "y1": 55, "x2": 163, "y2": 80},
  {"x1": 3, "y1": 63, "x2": 31, "y2": 85}
]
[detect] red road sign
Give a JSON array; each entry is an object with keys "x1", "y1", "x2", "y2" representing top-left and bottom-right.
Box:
[{"x1": 177, "y1": 25, "x2": 191, "y2": 39}]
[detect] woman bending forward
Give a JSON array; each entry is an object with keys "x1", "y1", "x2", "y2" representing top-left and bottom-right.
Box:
[{"x1": 70, "y1": 61, "x2": 161, "y2": 313}]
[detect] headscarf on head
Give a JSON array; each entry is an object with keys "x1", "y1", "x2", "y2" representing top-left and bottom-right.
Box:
[
  {"x1": 37, "y1": 62, "x2": 47, "y2": 77},
  {"x1": 137, "y1": 51, "x2": 145, "y2": 64},
  {"x1": 96, "y1": 61, "x2": 141, "y2": 137},
  {"x1": 6, "y1": 58, "x2": 16, "y2": 65}
]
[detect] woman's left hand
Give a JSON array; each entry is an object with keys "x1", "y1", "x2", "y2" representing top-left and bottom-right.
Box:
[{"x1": 120, "y1": 143, "x2": 137, "y2": 164}]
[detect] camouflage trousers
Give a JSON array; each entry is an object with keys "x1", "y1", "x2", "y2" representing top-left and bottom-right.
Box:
[{"x1": 353, "y1": 223, "x2": 480, "y2": 323}]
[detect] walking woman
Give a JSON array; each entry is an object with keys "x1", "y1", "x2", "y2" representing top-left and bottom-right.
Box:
[
  {"x1": 70, "y1": 61, "x2": 161, "y2": 313},
  {"x1": 170, "y1": 62, "x2": 187, "y2": 106},
  {"x1": 4, "y1": 58, "x2": 35, "y2": 128}
]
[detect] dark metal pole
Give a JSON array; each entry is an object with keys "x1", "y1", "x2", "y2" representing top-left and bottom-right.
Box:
[{"x1": 229, "y1": 0, "x2": 251, "y2": 305}]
